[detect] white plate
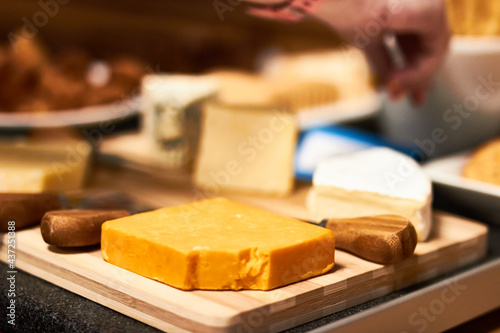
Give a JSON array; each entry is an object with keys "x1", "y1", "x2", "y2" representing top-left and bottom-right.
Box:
[
  {"x1": 423, "y1": 152, "x2": 500, "y2": 222},
  {"x1": 297, "y1": 93, "x2": 381, "y2": 129},
  {"x1": 0, "y1": 96, "x2": 142, "y2": 129}
]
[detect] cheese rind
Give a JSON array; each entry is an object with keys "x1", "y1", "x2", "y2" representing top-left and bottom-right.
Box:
[
  {"x1": 307, "y1": 148, "x2": 433, "y2": 241},
  {"x1": 101, "y1": 198, "x2": 335, "y2": 290}
]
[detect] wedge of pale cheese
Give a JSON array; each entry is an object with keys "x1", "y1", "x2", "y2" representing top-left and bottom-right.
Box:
[
  {"x1": 194, "y1": 102, "x2": 297, "y2": 196},
  {"x1": 307, "y1": 148, "x2": 433, "y2": 241},
  {"x1": 0, "y1": 140, "x2": 92, "y2": 193},
  {"x1": 102, "y1": 197, "x2": 335, "y2": 290}
]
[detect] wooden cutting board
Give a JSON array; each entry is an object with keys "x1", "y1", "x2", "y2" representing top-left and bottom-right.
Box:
[{"x1": 0, "y1": 166, "x2": 489, "y2": 333}]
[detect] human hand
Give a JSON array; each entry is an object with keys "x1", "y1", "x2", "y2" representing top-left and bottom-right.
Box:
[{"x1": 245, "y1": 0, "x2": 451, "y2": 106}]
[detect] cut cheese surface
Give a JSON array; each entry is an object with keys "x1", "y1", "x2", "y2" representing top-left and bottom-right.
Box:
[
  {"x1": 194, "y1": 102, "x2": 298, "y2": 197},
  {"x1": 0, "y1": 140, "x2": 91, "y2": 193},
  {"x1": 204, "y1": 70, "x2": 276, "y2": 106},
  {"x1": 307, "y1": 148, "x2": 433, "y2": 241},
  {"x1": 101, "y1": 197, "x2": 335, "y2": 290}
]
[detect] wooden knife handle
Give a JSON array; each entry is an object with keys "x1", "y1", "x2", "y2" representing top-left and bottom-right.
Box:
[
  {"x1": 0, "y1": 193, "x2": 62, "y2": 232},
  {"x1": 325, "y1": 215, "x2": 418, "y2": 265},
  {"x1": 41, "y1": 209, "x2": 130, "y2": 247}
]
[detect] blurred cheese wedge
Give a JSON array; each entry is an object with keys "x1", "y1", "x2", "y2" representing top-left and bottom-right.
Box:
[
  {"x1": 261, "y1": 48, "x2": 375, "y2": 101},
  {"x1": 0, "y1": 140, "x2": 92, "y2": 193},
  {"x1": 307, "y1": 148, "x2": 433, "y2": 241},
  {"x1": 273, "y1": 82, "x2": 339, "y2": 112},
  {"x1": 102, "y1": 197, "x2": 335, "y2": 290},
  {"x1": 194, "y1": 102, "x2": 297, "y2": 196},
  {"x1": 204, "y1": 70, "x2": 276, "y2": 106}
]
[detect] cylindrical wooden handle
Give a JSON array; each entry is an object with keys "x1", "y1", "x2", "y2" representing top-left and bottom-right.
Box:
[
  {"x1": 325, "y1": 215, "x2": 418, "y2": 265},
  {"x1": 0, "y1": 193, "x2": 62, "y2": 232},
  {"x1": 41, "y1": 209, "x2": 130, "y2": 247}
]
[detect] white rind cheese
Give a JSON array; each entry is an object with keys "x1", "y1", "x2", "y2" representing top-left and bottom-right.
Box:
[{"x1": 307, "y1": 148, "x2": 433, "y2": 241}]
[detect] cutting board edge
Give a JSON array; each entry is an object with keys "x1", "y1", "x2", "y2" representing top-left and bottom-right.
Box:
[{"x1": 0, "y1": 213, "x2": 490, "y2": 333}]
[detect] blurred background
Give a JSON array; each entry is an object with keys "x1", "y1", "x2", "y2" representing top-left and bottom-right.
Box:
[
  {"x1": 0, "y1": 0, "x2": 499, "y2": 218},
  {"x1": 0, "y1": 0, "x2": 345, "y2": 74},
  {"x1": 0, "y1": 1, "x2": 499, "y2": 331}
]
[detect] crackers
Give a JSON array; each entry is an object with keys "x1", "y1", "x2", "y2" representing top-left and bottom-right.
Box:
[{"x1": 463, "y1": 138, "x2": 500, "y2": 185}]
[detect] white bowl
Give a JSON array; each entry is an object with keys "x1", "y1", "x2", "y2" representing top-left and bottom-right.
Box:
[{"x1": 379, "y1": 36, "x2": 500, "y2": 159}]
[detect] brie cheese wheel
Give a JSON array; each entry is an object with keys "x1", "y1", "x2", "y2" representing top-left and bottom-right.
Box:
[{"x1": 307, "y1": 148, "x2": 433, "y2": 241}]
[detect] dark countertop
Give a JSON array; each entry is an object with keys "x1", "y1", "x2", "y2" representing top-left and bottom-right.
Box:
[{"x1": 1, "y1": 192, "x2": 499, "y2": 333}]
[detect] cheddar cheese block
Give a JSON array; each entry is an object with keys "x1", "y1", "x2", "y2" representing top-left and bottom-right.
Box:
[
  {"x1": 101, "y1": 198, "x2": 335, "y2": 290},
  {"x1": 0, "y1": 140, "x2": 92, "y2": 193},
  {"x1": 194, "y1": 102, "x2": 298, "y2": 197}
]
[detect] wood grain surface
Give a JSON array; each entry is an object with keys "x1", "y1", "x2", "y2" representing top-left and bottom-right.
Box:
[
  {"x1": 0, "y1": 165, "x2": 489, "y2": 332},
  {"x1": 325, "y1": 215, "x2": 418, "y2": 265}
]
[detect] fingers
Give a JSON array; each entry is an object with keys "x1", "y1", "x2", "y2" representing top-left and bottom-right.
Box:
[
  {"x1": 410, "y1": 88, "x2": 428, "y2": 106},
  {"x1": 360, "y1": 38, "x2": 431, "y2": 104},
  {"x1": 389, "y1": 29, "x2": 449, "y2": 105},
  {"x1": 386, "y1": 57, "x2": 435, "y2": 106},
  {"x1": 386, "y1": 0, "x2": 450, "y2": 105},
  {"x1": 390, "y1": 52, "x2": 436, "y2": 90}
]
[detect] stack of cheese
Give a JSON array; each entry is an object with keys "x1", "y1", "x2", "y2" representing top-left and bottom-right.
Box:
[
  {"x1": 307, "y1": 148, "x2": 433, "y2": 241},
  {"x1": 446, "y1": 0, "x2": 500, "y2": 35}
]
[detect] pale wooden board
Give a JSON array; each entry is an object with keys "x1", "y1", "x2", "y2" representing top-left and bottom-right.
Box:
[
  {"x1": 0, "y1": 214, "x2": 488, "y2": 333},
  {"x1": 0, "y1": 166, "x2": 490, "y2": 332}
]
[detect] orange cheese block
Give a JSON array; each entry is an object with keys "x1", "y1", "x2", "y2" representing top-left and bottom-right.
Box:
[{"x1": 101, "y1": 197, "x2": 335, "y2": 290}]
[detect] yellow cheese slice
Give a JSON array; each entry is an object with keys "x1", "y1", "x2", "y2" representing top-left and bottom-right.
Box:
[
  {"x1": 0, "y1": 140, "x2": 92, "y2": 193},
  {"x1": 101, "y1": 197, "x2": 335, "y2": 290}
]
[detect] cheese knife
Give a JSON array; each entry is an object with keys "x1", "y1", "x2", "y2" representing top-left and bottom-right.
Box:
[{"x1": 305, "y1": 215, "x2": 418, "y2": 265}]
